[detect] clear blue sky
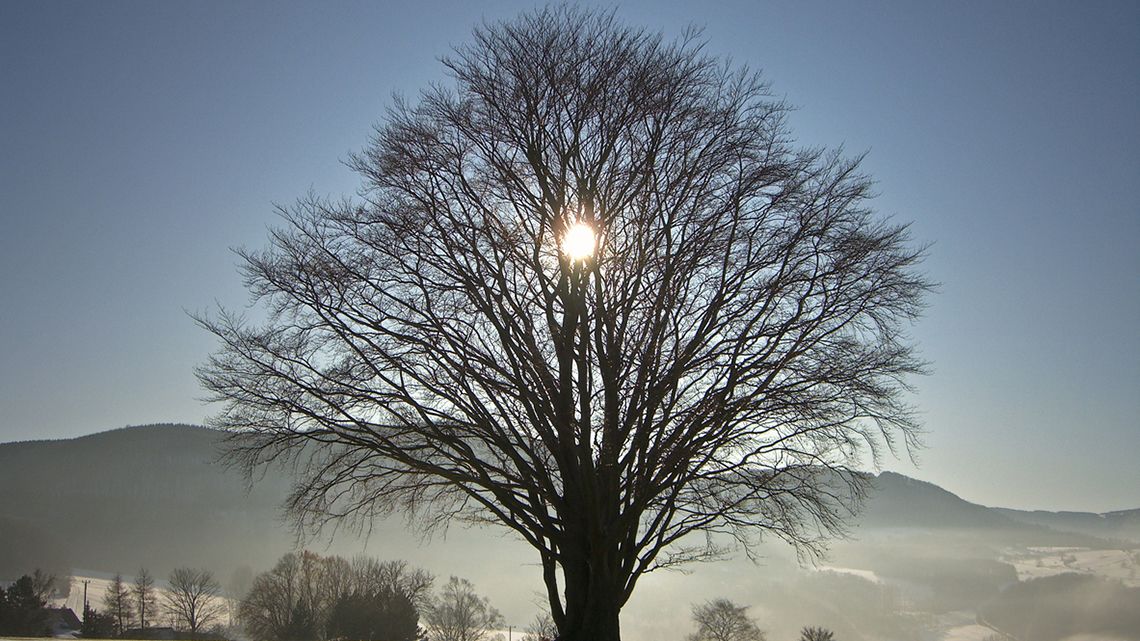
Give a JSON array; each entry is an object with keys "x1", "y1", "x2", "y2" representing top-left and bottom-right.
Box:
[{"x1": 2, "y1": 0, "x2": 1137, "y2": 512}]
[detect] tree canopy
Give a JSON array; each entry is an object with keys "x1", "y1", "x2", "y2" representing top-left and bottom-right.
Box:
[{"x1": 200, "y1": 7, "x2": 929, "y2": 640}]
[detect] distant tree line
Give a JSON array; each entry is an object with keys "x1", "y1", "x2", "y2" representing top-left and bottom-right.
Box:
[
  {"x1": 235, "y1": 550, "x2": 502, "y2": 641},
  {"x1": 8, "y1": 562, "x2": 846, "y2": 641},
  {"x1": 3, "y1": 550, "x2": 507, "y2": 641},
  {"x1": 236, "y1": 551, "x2": 426, "y2": 641}
]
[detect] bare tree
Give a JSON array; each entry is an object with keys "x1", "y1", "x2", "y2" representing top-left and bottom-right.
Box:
[
  {"x1": 521, "y1": 611, "x2": 557, "y2": 641},
  {"x1": 103, "y1": 573, "x2": 134, "y2": 636},
  {"x1": 165, "y1": 568, "x2": 225, "y2": 637},
  {"x1": 238, "y1": 550, "x2": 431, "y2": 641},
  {"x1": 688, "y1": 599, "x2": 766, "y2": 641},
  {"x1": 239, "y1": 552, "x2": 335, "y2": 641},
  {"x1": 423, "y1": 577, "x2": 502, "y2": 641},
  {"x1": 311, "y1": 552, "x2": 355, "y2": 626},
  {"x1": 198, "y1": 7, "x2": 929, "y2": 641},
  {"x1": 238, "y1": 554, "x2": 306, "y2": 641},
  {"x1": 134, "y1": 568, "x2": 157, "y2": 631},
  {"x1": 350, "y1": 556, "x2": 434, "y2": 611},
  {"x1": 799, "y1": 627, "x2": 836, "y2": 641},
  {"x1": 30, "y1": 569, "x2": 59, "y2": 602}
]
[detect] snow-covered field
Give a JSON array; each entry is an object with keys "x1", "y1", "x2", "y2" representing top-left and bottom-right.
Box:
[
  {"x1": 53, "y1": 573, "x2": 116, "y2": 614},
  {"x1": 50, "y1": 571, "x2": 236, "y2": 630},
  {"x1": 1004, "y1": 547, "x2": 1140, "y2": 587}
]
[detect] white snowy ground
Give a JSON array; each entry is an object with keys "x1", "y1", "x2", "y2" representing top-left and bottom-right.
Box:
[
  {"x1": 52, "y1": 571, "x2": 235, "y2": 630},
  {"x1": 1004, "y1": 547, "x2": 1139, "y2": 587}
]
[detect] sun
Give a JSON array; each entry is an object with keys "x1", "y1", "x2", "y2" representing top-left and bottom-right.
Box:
[{"x1": 561, "y1": 222, "x2": 596, "y2": 262}]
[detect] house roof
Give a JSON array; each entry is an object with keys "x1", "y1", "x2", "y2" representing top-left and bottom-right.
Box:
[{"x1": 44, "y1": 606, "x2": 82, "y2": 630}]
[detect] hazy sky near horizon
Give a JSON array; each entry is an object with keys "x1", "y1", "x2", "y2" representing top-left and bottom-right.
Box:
[{"x1": 1, "y1": 1, "x2": 1137, "y2": 513}]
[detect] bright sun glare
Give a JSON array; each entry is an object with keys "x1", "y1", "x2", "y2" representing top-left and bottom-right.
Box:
[{"x1": 562, "y1": 222, "x2": 596, "y2": 261}]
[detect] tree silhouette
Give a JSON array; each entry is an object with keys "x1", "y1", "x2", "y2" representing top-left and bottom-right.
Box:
[
  {"x1": 521, "y1": 611, "x2": 558, "y2": 641},
  {"x1": 423, "y1": 577, "x2": 501, "y2": 641},
  {"x1": 688, "y1": 599, "x2": 766, "y2": 641},
  {"x1": 799, "y1": 627, "x2": 836, "y2": 641},
  {"x1": 199, "y1": 7, "x2": 929, "y2": 641},
  {"x1": 164, "y1": 568, "x2": 225, "y2": 637},
  {"x1": 103, "y1": 573, "x2": 134, "y2": 636},
  {"x1": 133, "y1": 568, "x2": 156, "y2": 632},
  {"x1": 238, "y1": 553, "x2": 321, "y2": 641}
]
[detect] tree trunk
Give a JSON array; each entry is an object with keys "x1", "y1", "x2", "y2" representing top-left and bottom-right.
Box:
[{"x1": 556, "y1": 547, "x2": 625, "y2": 641}]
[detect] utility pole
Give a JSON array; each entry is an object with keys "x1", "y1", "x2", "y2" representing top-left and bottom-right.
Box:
[{"x1": 81, "y1": 580, "x2": 91, "y2": 617}]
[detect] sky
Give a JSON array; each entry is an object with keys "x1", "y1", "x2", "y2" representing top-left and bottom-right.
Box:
[{"x1": 1, "y1": 0, "x2": 1137, "y2": 513}]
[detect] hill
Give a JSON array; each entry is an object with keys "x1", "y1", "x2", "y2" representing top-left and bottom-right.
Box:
[
  {"x1": 993, "y1": 506, "x2": 1140, "y2": 544},
  {"x1": 2, "y1": 424, "x2": 1131, "y2": 581},
  {"x1": 0, "y1": 424, "x2": 296, "y2": 579},
  {"x1": 2, "y1": 424, "x2": 1136, "y2": 640},
  {"x1": 0, "y1": 425, "x2": 533, "y2": 614},
  {"x1": 857, "y1": 471, "x2": 1024, "y2": 530},
  {"x1": 848, "y1": 471, "x2": 1130, "y2": 549}
]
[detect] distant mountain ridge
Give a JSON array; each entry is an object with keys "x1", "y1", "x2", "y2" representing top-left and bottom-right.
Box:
[
  {"x1": 0, "y1": 424, "x2": 297, "y2": 579},
  {"x1": 856, "y1": 471, "x2": 1026, "y2": 530},
  {"x1": 855, "y1": 471, "x2": 1140, "y2": 542},
  {"x1": 849, "y1": 471, "x2": 1140, "y2": 549},
  {"x1": 992, "y1": 506, "x2": 1140, "y2": 542},
  {"x1": 1, "y1": 424, "x2": 1135, "y2": 582}
]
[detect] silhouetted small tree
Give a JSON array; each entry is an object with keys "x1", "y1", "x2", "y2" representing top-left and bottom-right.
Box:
[
  {"x1": 133, "y1": 568, "x2": 157, "y2": 631},
  {"x1": 799, "y1": 627, "x2": 835, "y2": 641},
  {"x1": 520, "y1": 611, "x2": 557, "y2": 641},
  {"x1": 165, "y1": 567, "x2": 225, "y2": 637},
  {"x1": 423, "y1": 577, "x2": 502, "y2": 641},
  {"x1": 103, "y1": 573, "x2": 134, "y2": 636},
  {"x1": 239, "y1": 554, "x2": 313, "y2": 641},
  {"x1": 30, "y1": 569, "x2": 60, "y2": 602},
  {"x1": 687, "y1": 599, "x2": 765, "y2": 641}
]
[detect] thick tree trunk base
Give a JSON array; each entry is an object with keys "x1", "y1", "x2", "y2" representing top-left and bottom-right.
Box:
[
  {"x1": 557, "y1": 599, "x2": 622, "y2": 641},
  {"x1": 558, "y1": 623, "x2": 621, "y2": 641}
]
